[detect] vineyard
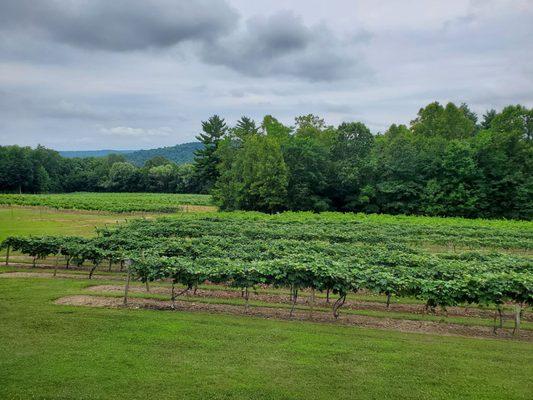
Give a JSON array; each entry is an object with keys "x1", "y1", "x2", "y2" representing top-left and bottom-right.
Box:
[
  {"x1": 0, "y1": 192, "x2": 214, "y2": 213},
  {"x1": 3, "y1": 212, "x2": 532, "y2": 334}
]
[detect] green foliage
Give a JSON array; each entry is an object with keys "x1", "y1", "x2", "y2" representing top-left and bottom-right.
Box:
[
  {"x1": 410, "y1": 101, "x2": 476, "y2": 139},
  {"x1": 124, "y1": 142, "x2": 202, "y2": 166},
  {"x1": 1, "y1": 102, "x2": 532, "y2": 220},
  {"x1": 4, "y1": 213, "x2": 531, "y2": 319},
  {"x1": 211, "y1": 102, "x2": 532, "y2": 218},
  {"x1": 193, "y1": 115, "x2": 228, "y2": 193},
  {"x1": 215, "y1": 133, "x2": 289, "y2": 213},
  {"x1": 0, "y1": 192, "x2": 213, "y2": 213}
]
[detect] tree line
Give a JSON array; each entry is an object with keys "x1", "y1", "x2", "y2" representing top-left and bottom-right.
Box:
[
  {"x1": 0, "y1": 147, "x2": 197, "y2": 194},
  {"x1": 1, "y1": 101, "x2": 531, "y2": 219},
  {"x1": 193, "y1": 102, "x2": 532, "y2": 219}
]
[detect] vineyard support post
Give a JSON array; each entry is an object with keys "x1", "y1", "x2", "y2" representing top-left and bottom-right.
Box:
[
  {"x1": 289, "y1": 288, "x2": 298, "y2": 318},
  {"x1": 5, "y1": 245, "x2": 10, "y2": 266},
  {"x1": 123, "y1": 260, "x2": 132, "y2": 306},
  {"x1": 53, "y1": 247, "x2": 62, "y2": 278},
  {"x1": 513, "y1": 304, "x2": 522, "y2": 335},
  {"x1": 171, "y1": 281, "x2": 176, "y2": 309},
  {"x1": 244, "y1": 287, "x2": 250, "y2": 312},
  {"x1": 308, "y1": 287, "x2": 315, "y2": 320}
]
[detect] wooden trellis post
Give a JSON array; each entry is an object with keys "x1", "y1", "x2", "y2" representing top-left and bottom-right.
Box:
[{"x1": 123, "y1": 259, "x2": 132, "y2": 306}]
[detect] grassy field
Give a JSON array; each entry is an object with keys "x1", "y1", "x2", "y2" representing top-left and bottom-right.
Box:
[
  {"x1": 0, "y1": 192, "x2": 214, "y2": 213},
  {"x1": 0, "y1": 276, "x2": 532, "y2": 400},
  {"x1": 0, "y1": 207, "x2": 132, "y2": 242},
  {"x1": 1, "y1": 204, "x2": 532, "y2": 399}
]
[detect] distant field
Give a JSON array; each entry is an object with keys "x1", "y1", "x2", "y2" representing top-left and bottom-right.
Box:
[
  {"x1": 0, "y1": 207, "x2": 131, "y2": 242},
  {"x1": 0, "y1": 192, "x2": 214, "y2": 213}
]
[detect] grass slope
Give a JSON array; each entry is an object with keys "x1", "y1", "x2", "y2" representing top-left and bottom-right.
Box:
[{"x1": 0, "y1": 277, "x2": 532, "y2": 400}]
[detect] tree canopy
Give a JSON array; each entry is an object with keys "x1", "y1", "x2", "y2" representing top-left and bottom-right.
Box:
[{"x1": 1, "y1": 101, "x2": 531, "y2": 220}]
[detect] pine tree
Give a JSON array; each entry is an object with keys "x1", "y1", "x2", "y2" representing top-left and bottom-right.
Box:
[{"x1": 193, "y1": 115, "x2": 228, "y2": 193}]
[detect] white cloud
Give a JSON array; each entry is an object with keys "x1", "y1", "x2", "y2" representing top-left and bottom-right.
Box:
[{"x1": 100, "y1": 126, "x2": 173, "y2": 138}]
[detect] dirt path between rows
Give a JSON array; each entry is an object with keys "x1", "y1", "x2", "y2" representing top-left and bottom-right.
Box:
[
  {"x1": 54, "y1": 294, "x2": 532, "y2": 341},
  {"x1": 3, "y1": 271, "x2": 529, "y2": 323},
  {"x1": 86, "y1": 284, "x2": 533, "y2": 322}
]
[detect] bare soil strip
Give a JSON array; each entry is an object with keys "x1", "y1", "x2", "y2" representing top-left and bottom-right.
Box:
[
  {"x1": 86, "y1": 284, "x2": 532, "y2": 322},
  {"x1": 54, "y1": 294, "x2": 533, "y2": 341}
]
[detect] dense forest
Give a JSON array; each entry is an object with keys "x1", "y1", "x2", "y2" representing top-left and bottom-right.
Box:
[
  {"x1": 59, "y1": 142, "x2": 201, "y2": 166},
  {"x1": 1, "y1": 101, "x2": 531, "y2": 219},
  {"x1": 0, "y1": 149, "x2": 197, "y2": 194},
  {"x1": 122, "y1": 142, "x2": 202, "y2": 166}
]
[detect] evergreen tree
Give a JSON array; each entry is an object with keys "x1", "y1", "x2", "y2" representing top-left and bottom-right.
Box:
[
  {"x1": 193, "y1": 115, "x2": 228, "y2": 193},
  {"x1": 231, "y1": 116, "x2": 259, "y2": 141}
]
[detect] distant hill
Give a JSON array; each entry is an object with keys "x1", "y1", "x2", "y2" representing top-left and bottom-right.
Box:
[
  {"x1": 59, "y1": 149, "x2": 134, "y2": 158},
  {"x1": 125, "y1": 142, "x2": 202, "y2": 166},
  {"x1": 58, "y1": 142, "x2": 202, "y2": 166}
]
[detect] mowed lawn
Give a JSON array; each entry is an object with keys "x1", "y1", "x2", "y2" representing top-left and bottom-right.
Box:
[{"x1": 0, "y1": 277, "x2": 532, "y2": 400}]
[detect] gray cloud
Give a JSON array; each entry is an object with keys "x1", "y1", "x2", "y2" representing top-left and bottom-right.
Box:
[
  {"x1": 200, "y1": 11, "x2": 368, "y2": 81},
  {"x1": 0, "y1": 1, "x2": 366, "y2": 81},
  {"x1": 0, "y1": 0, "x2": 238, "y2": 51},
  {"x1": 0, "y1": 0, "x2": 532, "y2": 150}
]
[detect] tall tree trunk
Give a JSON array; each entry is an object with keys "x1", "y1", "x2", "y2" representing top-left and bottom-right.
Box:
[{"x1": 108, "y1": 259, "x2": 113, "y2": 272}]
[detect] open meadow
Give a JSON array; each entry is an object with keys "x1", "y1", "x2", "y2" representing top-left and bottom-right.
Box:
[{"x1": 0, "y1": 195, "x2": 532, "y2": 399}]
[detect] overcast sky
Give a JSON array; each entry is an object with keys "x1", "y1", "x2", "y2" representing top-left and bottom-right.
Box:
[{"x1": 0, "y1": 0, "x2": 532, "y2": 150}]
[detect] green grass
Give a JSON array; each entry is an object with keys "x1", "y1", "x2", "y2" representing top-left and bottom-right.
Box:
[
  {"x1": 0, "y1": 207, "x2": 128, "y2": 242},
  {"x1": 0, "y1": 192, "x2": 214, "y2": 213},
  {"x1": 1, "y1": 277, "x2": 532, "y2": 399}
]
